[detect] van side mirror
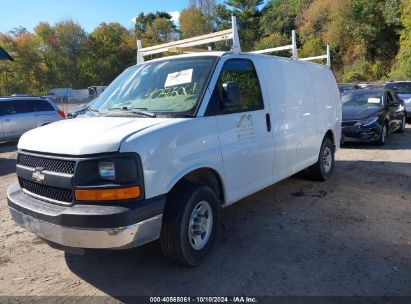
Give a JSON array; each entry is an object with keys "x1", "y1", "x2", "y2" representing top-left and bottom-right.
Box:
[{"x1": 221, "y1": 82, "x2": 240, "y2": 108}]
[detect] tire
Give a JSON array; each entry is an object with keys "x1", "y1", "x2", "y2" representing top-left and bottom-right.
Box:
[
  {"x1": 396, "y1": 116, "x2": 406, "y2": 133},
  {"x1": 307, "y1": 137, "x2": 335, "y2": 181},
  {"x1": 160, "y1": 181, "x2": 220, "y2": 266},
  {"x1": 376, "y1": 123, "x2": 387, "y2": 145}
]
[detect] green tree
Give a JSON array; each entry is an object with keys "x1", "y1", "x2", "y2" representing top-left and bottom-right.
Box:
[
  {"x1": 34, "y1": 20, "x2": 88, "y2": 89},
  {"x1": 0, "y1": 31, "x2": 46, "y2": 95},
  {"x1": 179, "y1": 7, "x2": 212, "y2": 38},
  {"x1": 82, "y1": 23, "x2": 135, "y2": 86},
  {"x1": 215, "y1": 0, "x2": 264, "y2": 51},
  {"x1": 188, "y1": 0, "x2": 217, "y2": 30},
  {"x1": 390, "y1": 0, "x2": 411, "y2": 80},
  {"x1": 134, "y1": 12, "x2": 177, "y2": 46},
  {"x1": 254, "y1": 32, "x2": 291, "y2": 56},
  {"x1": 260, "y1": 0, "x2": 310, "y2": 36},
  {"x1": 297, "y1": 0, "x2": 402, "y2": 81}
]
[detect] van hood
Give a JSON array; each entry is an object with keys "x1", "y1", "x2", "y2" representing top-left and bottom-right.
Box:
[{"x1": 18, "y1": 117, "x2": 171, "y2": 155}]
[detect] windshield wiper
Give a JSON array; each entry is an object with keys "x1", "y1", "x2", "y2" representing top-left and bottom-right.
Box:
[
  {"x1": 108, "y1": 106, "x2": 156, "y2": 118},
  {"x1": 85, "y1": 107, "x2": 100, "y2": 116}
]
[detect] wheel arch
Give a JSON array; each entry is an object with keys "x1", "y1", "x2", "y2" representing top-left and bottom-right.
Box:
[
  {"x1": 167, "y1": 167, "x2": 225, "y2": 205},
  {"x1": 324, "y1": 129, "x2": 335, "y2": 145}
]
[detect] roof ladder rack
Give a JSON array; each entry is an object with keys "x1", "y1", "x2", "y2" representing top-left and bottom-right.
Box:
[
  {"x1": 251, "y1": 31, "x2": 331, "y2": 67},
  {"x1": 300, "y1": 44, "x2": 331, "y2": 67},
  {"x1": 137, "y1": 20, "x2": 331, "y2": 67},
  {"x1": 137, "y1": 15, "x2": 241, "y2": 64},
  {"x1": 250, "y1": 30, "x2": 298, "y2": 60}
]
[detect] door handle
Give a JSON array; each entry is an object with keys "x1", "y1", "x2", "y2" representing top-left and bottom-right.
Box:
[{"x1": 265, "y1": 113, "x2": 271, "y2": 132}]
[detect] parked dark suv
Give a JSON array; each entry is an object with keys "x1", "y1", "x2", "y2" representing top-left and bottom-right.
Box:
[
  {"x1": 0, "y1": 97, "x2": 65, "y2": 142},
  {"x1": 341, "y1": 89, "x2": 406, "y2": 145}
]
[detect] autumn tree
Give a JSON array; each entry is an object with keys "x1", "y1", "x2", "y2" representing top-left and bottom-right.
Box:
[
  {"x1": 0, "y1": 31, "x2": 45, "y2": 95},
  {"x1": 297, "y1": 0, "x2": 402, "y2": 81},
  {"x1": 82, "y1": 23, "x2": 135, "y2": 86},
  {"x1": 34, "y1": 20, "x2": 88, "y2": 89},
  {"x1": 390, "y1": 0, "x2": 411, "y2": 80},
  {"x1": 260, "y1": 0, "x2": 310, "y2": 36},
  {"x1": 180, "y1": 7, "x2": 213, "y2": 38},
  {"x1": 179, "y1": 6, "x2": 213, "y2": 38}
]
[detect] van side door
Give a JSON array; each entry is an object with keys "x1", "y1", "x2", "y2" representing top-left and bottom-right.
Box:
[
  {"x1": 207, "y1": 58, "x2": 274, "y2": 204},
  {"x1": 1, "y1": 99, "x2": 36, "y2": 140}
]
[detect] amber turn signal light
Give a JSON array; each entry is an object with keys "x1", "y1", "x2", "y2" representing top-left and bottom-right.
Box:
[{"x1": 75, "y1": 186, "x2": 140, "y2": 201}]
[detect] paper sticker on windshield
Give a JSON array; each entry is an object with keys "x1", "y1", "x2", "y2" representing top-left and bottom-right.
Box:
[
  {"x1": 368, "y1": 98, "x2": 380, "y2": 104},
  {"x1": 165, "y1": 69, "x2": 193, "y2": 87}
]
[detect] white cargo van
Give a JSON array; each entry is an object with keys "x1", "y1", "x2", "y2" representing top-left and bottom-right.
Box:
[{"x1": 7, "y1": 19, "x2": 341, "y2": 266}]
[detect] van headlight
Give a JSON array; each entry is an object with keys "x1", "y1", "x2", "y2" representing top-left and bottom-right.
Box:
[
  {"x1": 361, "y1": 116, "x2": 379, "y2": 126},
  {"x1": 98, "y1": 161, "x2": 116, "y2": 181}
]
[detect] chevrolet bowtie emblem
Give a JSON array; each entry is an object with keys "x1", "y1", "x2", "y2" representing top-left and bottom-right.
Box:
[{"x1": 32, "y1": 168, "x2": 45, "y2": 183}]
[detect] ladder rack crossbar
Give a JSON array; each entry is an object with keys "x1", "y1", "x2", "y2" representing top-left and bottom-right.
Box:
[
  {"x1": 139, "y1": 29, "x2": 233, "y2": 56},
  {"x1": 300, "y1": 55, "x2": 327, "y2": 61},
  {"x1": 137, "y1": 16, "x2": 240, "y2": 63},
  {"x1": 250, "y1": 44, "x2": 293, "y2": 54},
  {"x1": 299, "y1": 45, "x2": 331, "y2": 67}
]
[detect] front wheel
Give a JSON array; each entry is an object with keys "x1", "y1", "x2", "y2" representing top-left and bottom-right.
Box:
[
  {"x1": 307, "y1": 137, "x2": 335, "y2": 181},
  {"x1": 396, "y1": 116, "x2": 406, "y2": 133},
  {"x1": 377, "y1": 123, "x2": 387, "y2": 145},
  {"x1": 160, "y1": 181, "x2": 220, "y2": 266}
]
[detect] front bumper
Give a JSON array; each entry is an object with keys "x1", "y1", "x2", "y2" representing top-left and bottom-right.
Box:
[
  {"x1": 341, "y1": 125, "x2": 381, "y2": 143},
  {"x1": 7, "y1": 183, "x2": 165, "y2": 250}
]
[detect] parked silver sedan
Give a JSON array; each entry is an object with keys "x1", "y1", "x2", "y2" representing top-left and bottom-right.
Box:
[{"x1": 0, "y1": 97, "x2": 65, "y2": 142}]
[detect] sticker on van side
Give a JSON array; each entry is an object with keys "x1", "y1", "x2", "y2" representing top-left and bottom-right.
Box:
[{"x1": 236, "y1": 114, "x2": 254, "y2": 140}]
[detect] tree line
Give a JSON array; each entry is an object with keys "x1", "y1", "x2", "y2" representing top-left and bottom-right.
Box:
[{"x1": 1, "y1": 0, "x2": 410, "y2": 96}]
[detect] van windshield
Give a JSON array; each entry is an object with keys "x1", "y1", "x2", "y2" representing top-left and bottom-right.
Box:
[{"x1": 90, "y1": 56, "x2": 216, "y2": 117}]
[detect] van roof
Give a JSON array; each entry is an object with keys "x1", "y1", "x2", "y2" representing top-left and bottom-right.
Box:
[{"x1": 139, "y1": 50, "x2": 329, "y2": 70}]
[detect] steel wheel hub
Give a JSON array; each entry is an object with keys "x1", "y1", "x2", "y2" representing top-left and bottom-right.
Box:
[
  {"x1": 188, "y1": 200, "x2": 213, "y2": 250},
  {"x1": 322, "y1": 146, "x2": 332, "y2": 173}
]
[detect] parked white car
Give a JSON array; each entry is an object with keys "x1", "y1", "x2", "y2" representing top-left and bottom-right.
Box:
[
  {"x1": 7, "y1": 25, "x2": 341, "y2": 266},
  {"x1": 0, "y1": 97, "x2": 65, "y2": 142}
]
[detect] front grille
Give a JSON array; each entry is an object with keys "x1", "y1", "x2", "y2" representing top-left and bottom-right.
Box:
[
  {"x1": 17, "y1": 154, "x2": 75, "y2": 174},
  {"x1": 19, "y1": 178, "x2": 73, "y2": 203},
  {"x1": 342, "y1": 121, "x2": 359, "y2": 127}
]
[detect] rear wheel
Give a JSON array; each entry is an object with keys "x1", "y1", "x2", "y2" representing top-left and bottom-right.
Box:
[
  {"x1": 160, "y1": 181, "x2": 220, "y2": 266},
  {"x1": 377, "y1": 123, "x2": 387, "y2": 145},
  {"x1": 396, "y1": 116, "x2": 406, "y2": 133},
  {"x1": 307, "y1": 137, "x2": 335, "y2": 181}
]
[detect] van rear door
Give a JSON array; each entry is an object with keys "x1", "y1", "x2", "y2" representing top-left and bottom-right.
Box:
[{"x1": 208, "y1": 57, "x2": 274, "y2": 203}]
